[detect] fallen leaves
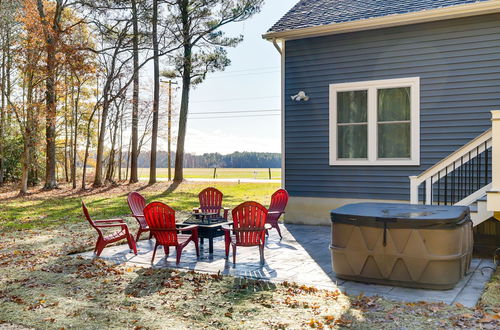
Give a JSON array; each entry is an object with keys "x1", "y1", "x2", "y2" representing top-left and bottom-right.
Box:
[{"x1": 351, "y1": 293, "x2": 378, "y2": 311}]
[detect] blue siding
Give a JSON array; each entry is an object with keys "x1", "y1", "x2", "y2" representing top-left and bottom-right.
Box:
[{"x1": 284, "y1": 14, "x2": 500, "y2": 200}]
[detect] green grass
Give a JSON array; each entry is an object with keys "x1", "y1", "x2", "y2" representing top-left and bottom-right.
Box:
[
  {"x1": 136, "y1": 168, "x2": 281, "y2": 180},
  {"x1": 0, "y1": 182, "x2": 280, "y2": 231}
]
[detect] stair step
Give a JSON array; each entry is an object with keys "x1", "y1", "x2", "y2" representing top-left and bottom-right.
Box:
[{"x1": 477, "y1": 195, "x2": 487, "y2": 202}]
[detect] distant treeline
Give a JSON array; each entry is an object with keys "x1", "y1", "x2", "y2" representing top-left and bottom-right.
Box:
[{"x1": 135, "y1": 151, "x2": 281, "y2": 168}]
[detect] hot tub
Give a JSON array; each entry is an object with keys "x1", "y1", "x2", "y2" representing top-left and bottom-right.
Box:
[{"x1": 330, "y1": 203, "x2": 473, "y2": 289}]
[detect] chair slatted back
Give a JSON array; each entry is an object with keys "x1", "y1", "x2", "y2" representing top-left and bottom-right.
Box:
[
  {"x1": 82, "y1": 201, "x2": 102, "y2": 235},
  {"x1": 199, "y1": 187, "x2": 223, "y2": 214},
  {"x1": 128, "y1": 192, "x2": 147, "y2": 227},
  {"x1": 144, "y1": 202, "x2": 178, "y2": 245},
  {"x1": 232, "y1": 201, "x2": 267, "y2": 245},
  {"x1": 267, "y1": 189, "x2": 289, "y2": 222}
]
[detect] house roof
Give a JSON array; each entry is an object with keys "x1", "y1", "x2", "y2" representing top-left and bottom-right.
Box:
[{"x1": 265, "y1": 0, "x2": 500, "y2": 40}]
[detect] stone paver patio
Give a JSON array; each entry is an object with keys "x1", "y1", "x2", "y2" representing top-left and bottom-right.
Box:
[{"x1": 78, "y1": 224, "x2": 495, "y2": 307}]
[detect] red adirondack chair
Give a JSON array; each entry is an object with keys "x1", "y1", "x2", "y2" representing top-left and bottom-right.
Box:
[
  {"x1": 82, "y1": 201, "x2": 137, "y2": 257},
  {"x1": 266, "y1": 189, "x2": 289, "y2": 239},
  {"x1": 144, "y1": 202, "x2": 199, "y2": 264},
  {"x1": 127, "y1": 191, "x2": 151, "y2": 242},
  {"x1": 193, "y1": 187, "x2": 229, "y2": 220},
  {"x1": 223, "y1": 201, "x2": 269, "y2": 264}
]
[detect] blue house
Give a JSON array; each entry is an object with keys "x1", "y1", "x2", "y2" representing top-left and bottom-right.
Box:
[{"x1": 264, "y1": 0, "x2": 500, "y2": 227}]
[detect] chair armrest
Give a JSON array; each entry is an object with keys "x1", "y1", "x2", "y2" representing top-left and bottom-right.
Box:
[
  {"x1": 95, "y1": 223, "x2": 127, "y2": 228},
  {"x1": 267, "y1": 211, "x2": 281, "y2": 215},
  {"x1": 93, "y1": 219, "x2": 125, "y2": 223},
  {"x1": 221, "y1": 225, "x2": 232, "y2": 232},
  {"x1": 264, "y1": 224, "x2": 272, "y2": 230},
  {"x1": 192, "y1": 208, "x2": 200, "y2": 213},
  {"x1": 178, "y1": 225, "x2": 198, "y2": 232}
]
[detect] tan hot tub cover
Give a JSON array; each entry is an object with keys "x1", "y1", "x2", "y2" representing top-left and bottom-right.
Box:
[{"x1": 330, "y1": 203, "x2": 473, "y2": 289}]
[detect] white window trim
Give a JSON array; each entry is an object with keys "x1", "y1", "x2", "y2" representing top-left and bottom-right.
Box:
[{"x1": 329, "y1": 77, "x2": 420, "y2": 166}]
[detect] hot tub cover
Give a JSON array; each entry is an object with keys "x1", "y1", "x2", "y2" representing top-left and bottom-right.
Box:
[{"x1": 331, "y1": 203, "x2": 470, "y2": 229}]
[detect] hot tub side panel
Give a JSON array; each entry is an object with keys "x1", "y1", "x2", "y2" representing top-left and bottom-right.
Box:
[{"x1": 330, "y1": 222, "x2": 473, "y2": 289}]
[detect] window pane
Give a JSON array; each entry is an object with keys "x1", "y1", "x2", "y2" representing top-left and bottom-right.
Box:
[
  {"x1": 378, "y1": 123, "x2": 411, "y2": 158},
  {"x1": 338, "y1": 125, "x2": 367, "y2": 159},
  {"x1": 378, "y1": 87, "x2": 410, "y2": 122},
  {"x1": 337, "y1": 90, "x2": 367, "y2": 123}
]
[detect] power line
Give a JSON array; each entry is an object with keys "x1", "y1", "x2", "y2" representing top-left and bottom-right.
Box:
[
  {"x1": 191, "y1": 95, "x2": 280, "y2": 103},
  {"x1": 190, "y1": 109, "x2": 280, "y2": 115},
  {"x1": 190, "y1": 114, "x2": 281, "y2": 120},
  {"x1": 207, "y1": 70, "x2": 280, "y2": 79},
  {"x1": 211, "y1": 65, "x2": 279, "y2": 74}
]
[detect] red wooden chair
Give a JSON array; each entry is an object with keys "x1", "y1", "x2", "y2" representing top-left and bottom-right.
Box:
[
  {"x1": 266, "y1": 189, "x2": 289, "y2": 239},
  {"x1": 82, "y1": 201, "x2": 137, "y2": 257},
  {"x1": 193, "y1": 187, "x2": 229, "y2": 220},
  {"x1": 223, "y1": 201, "x2": 269, "y2": 264},
  {"x1": 144, "y1": 202, "x2": 199, "y2": 264},
  {"x1": 127, "y1": 191, "x2": 151, "y2": 242}
]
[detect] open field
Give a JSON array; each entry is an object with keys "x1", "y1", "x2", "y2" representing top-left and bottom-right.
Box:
[
  {"x1": 0, "y1": 182, "x2": 498, "y2": 329},
  {"x1": 137, "y1": 168, "x2": 282, "y2": 180},
  {"x1": 0, "y1": 182, "x2": 280, "y2": 230}
]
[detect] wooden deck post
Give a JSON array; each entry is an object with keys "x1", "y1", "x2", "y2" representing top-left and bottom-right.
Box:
[
  {"x1": 487, "y1": 110, "x2": 500, "y2": 217},
  {"x1": 409, "y1": 175, "x2": 419, "y2": 204}
]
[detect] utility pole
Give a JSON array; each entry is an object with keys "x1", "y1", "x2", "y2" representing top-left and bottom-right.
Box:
[{"x1": 162, "y1": 80, "x2": 177, "y2": 181}]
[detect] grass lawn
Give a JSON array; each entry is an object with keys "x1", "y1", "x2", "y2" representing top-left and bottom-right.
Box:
[
  {"x1": 0, "y1": 182, "x2": 499, "y2": 329},
  {"x1": 136, "y1": 168, "x2": 282, "y2": 180}
]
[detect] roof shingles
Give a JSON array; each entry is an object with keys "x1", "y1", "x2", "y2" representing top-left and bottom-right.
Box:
[{"x1": 268, "y1": 0, "x2": 491, "y2": 33}]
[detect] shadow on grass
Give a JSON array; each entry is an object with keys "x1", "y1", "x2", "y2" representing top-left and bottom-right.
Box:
[
  {"x1": 124, "y1": 268, "x2": 181, "y2": 298},
  {"x1": 163, "y1": 181, "x2": 182, "y2": 195},
  {"x1": 124, "y1": 266, "x2": 278, "y2": 305}
]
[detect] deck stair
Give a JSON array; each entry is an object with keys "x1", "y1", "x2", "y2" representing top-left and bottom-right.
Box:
[{"x1": 410, "y1": 129, "x2": 493, "y2": 226}]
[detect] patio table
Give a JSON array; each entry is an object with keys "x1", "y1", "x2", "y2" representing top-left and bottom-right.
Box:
[{"x1": 179, "y1": 213, "x2": 231, "y2": 254}]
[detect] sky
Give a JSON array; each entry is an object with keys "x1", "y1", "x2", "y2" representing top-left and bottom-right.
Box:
[{"x1": 159, "y1": 0, "x2": 297, "y2": 155}]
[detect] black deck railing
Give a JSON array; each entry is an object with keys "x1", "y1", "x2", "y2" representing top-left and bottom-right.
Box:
[{"x1": 424, "y1": 142, "x2": 491, "y2": 206}]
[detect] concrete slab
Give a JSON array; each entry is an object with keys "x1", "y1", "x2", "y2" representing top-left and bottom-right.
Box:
[{"x1": 76, "y1": 224, "x2": 495, "y2": 307}]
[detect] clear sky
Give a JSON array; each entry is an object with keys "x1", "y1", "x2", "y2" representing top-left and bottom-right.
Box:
[{"x1": 175, "y1": 0, "x2": 297, "y2": 155}]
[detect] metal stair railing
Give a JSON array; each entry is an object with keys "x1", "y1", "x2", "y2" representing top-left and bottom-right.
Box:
[{"x1": 410, "y1": 129, "x2": 492, "y2": 205}]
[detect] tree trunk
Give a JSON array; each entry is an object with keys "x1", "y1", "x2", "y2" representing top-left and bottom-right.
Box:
[
  {"x1": 118, "y1": 109, "x2": 123, "y2": 181},
  {"x1": 72, "y1": 84, "x2": 80, "y2": 189},
  {"x1": 63, "y1": 78, "x2": 69, "y2": 182},
  {"x1": 93, "y1": 96, "x2": 109, "y2": 186},
  {"x1": 106, "y1": 102, "x2": 120, "y2": 182},
  {"x1": 20, "y1": 138, "x2": 30, "y2": 194},
  {"x1": 149, "y1": 0, "x2": 159, "y2": 184},
  {"x1": 174, "y1": 55, "x2": 192, "y2": 181},
  {"x1": 129, "y1": 0, "x2": 139, "y2": 183},
  {"x1": 0, "y1": 28, "x2": 6, "y2": 184},
  {"x1": 82, "y1": 106, "x2": 97, "y2": 190},
  {"x1": 37, "y1": 0, "x2": 59, "y2": 190},
  {"x1": 174, "y1": 2, "x2": 192, "y2": 182},
  {"x1": 20, "y1": 76, "x2": 35, "y2": 194},
  {"x1": 44, "y1": 43, "x2": 57, "y2": 189},
  {"x1": 126, "y1": 136, "x2": 131, "y2": 181}
]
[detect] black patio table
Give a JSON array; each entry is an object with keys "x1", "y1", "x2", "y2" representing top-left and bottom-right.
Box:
[{"x1": 178, "y1": 212, "x2": 231, "y2": 254}]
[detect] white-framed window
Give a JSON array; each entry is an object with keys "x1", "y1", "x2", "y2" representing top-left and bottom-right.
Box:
[{"x1": 329, "y1": 77, "x2": 420, "y2": 166}]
